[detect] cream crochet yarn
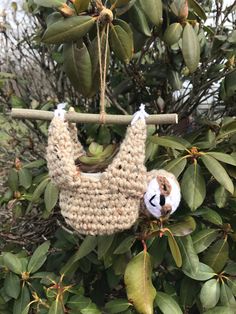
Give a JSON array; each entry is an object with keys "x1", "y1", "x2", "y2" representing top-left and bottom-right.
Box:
[{"x1": 47, "y1": 116, "x2": 147, "y2": 235}]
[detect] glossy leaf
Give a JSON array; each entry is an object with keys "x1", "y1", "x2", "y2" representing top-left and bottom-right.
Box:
[
  {"x1": 31, "y1": 178, "x2": 49, "y2": 202},
  {"x1": 192, "y1": 207, "x2": 223, "y2": 225},
  {"x1": 42, "y1": 16, "x2": 96, "y2": 44},
  {"x1": 3, "y1": 253, "x2": 23, "y2": 275},
  {"x1": 13, "y1": 286, "x2": 30, "y2": 314},
  {"x1": 177, "y1": 236, "x2": 199, "y2": 276},
  {"x1": 164, "y1": 157, "x2": 187, "y2": 178},
  {"x1": 128, "y1": 3, "x2": 151, "y2": 37},
  {"x1": 64, "y1": 41, "x2": 93, "y2": 97},
  {"x1": 214, "y1": 186, "x2": 228, "y2": 208},
  {"x1": 200, "y1": 279, "x2": 220, "y2": 309},
  {"x1": 4, "y1": 273, "x2": 20, "y2": 299},
  {"x1": 201, "y1": 154, "x2": 234, "y2": 194},
  {"x1": 114, "y1": 235, "x2": 135, "y2": 254},
  {"x1": 168, "y1": 216, "x2": 196, "y2": 236},
  {"x1": 104, "y1": 299, "x2": 130, "y2": 313},
  {"x1": 164, "y1": 229, "x2": 182, "y2": 267},
  {"x1": 73, "y1": 0, "x2": 90, "y2": 13},
  {"x1": 44, "y1": 181, "x2": 59, "y2": 212},
  {"x1": 18, "y1": 168, "x2": 32, "y2": 190},
  {"x1": 155, "y1": 292, "x2": 183, "y2": 314},
  {"x1": 204, "y1": 307, "x2": 235, "y2": 314},
  {"x1": 61, "y1": 236, "x2": 97, "y2": 274},
  {"x1": 192, "y1": 229, "x2": 219, "y2": 254},
  {"x1": 164, "y1": 23, "x2": 183, "y2": 46},
  {"x1": 97, "y1": 234, "x2": 115, "y2": 260},
  {"x1": 181, "y1": 163, "x2": 206, "y2": 211},
  {"x1": 182, "y1": 22, "x2": 200, "y2": 73},
  {"x1": 109, "y1": 23, "x2": 133, "y2": 63},
  {"x1": 138, "y1": 0, "x2": 163, "y2": 26},
  {"x1": 183, "y1": 262, "x2": 215, "y2": 281},
  {"x1": 220, "y1": 283, "x2": 236, "y2": 306},
  {"x1": 224, "y1": 261, "x2": 236, "y2": 276},
  {"x1": 27, "y1": 241, "x2": 50, "y2": 273},
  {"x1": 48, "y1": 300, "x2": 64, "y2": 314},
  {"x1": 67, "y1": 295, "x2": 91, "y2": 310},
  {"x1": 124, "y1": 251, "x2": 156, "y2": 314},
  {"x1": 34, "y1": 0, "x2": 65, "y2": 7},
  {"x1": 207, "y1": 152, "x2": 236, "y2": 166},
  {"x1": 188, "y1": 0, "x2": 207, "y2": 20},
  {"x1": 151, "y1": 135, "x2": 189, "y2": 150},
  {"x1": 110, "y1": 0, "x2": 131, "y2": 8},
  {"x1": 8, "y1": 168, "x2": 19, "y2": 192},
  {"x1": 202, "y1": 238, "x2": 229, "y2": 273}
]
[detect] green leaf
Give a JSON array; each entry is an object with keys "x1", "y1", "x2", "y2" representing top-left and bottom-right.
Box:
[
  {"x1": 81, "y1": 303, "x2": 101, "y2": 314},
  {"x1": 128, "y1": 3, "x2": 151, "y2": 37},
  {"x1": 192, "y1": 207, "x2": 223, "y2": 225},
  {"x1": 200, "y1": 279, "x2": 220, "y2": 309},
  {"x1": 181, "y1": 163, "x2": 206, "y2": 211},
  {"x1": 8, "y1": 169, "x2": 19, "y2": 192},
  {"x1": 201, "y1": 154, "x2": 234, "y2": 194},
  {"x1": 150, "y1": 135, "x2": 189, "y2": 150},
  {"x1": 3, "y1": 253, "x2": 23, "y2": 275},
  {"x1": 164, "y1": 229, "x2": 182, "y2": 267},
  {"x1": 214, "y1": 186, "x2": 228, "y2": 208},
  {"x1": 188, "y1": 0, "x2": 207, "y2": 20},
  {"x1": 218, "y1": 120, "x2": 236, "y2": 139},
  {"x1": 109, "y1": 23, "x2": 133, "y2": 63},
  {"x1": 224, "y1": 261, "x2": 236, "y2": 276},
  {"x1": 27, "y1": 241, "x2": 50, "y2": 274},
  {"x1": 23, "y1": 159, "x2": 46, "y2": 169},
  {"x1": 204, "y1": 306, "x2": 235, "y2": 314},
  {"x1": 138, "y1": 0, "x2": 163, "y2": 26},
  {"x1": 19, "y1": 168, "x2": 32, "y2": 190},
  {"x1": 31, "y1": 178, "x2": 49, "y2": 202},
  {"x1": 207, "y1": 152, "x2": 236, "y2": 166},
  {"x1": 177, "y1": 236, "x2": 199, "y2": 276},
  {"x1": 155, "y1": 292, "x2": 183, "y2": 314},
  {"x1": 110, "y1": 0, "x2": 132, "y2": 8},
  {"x1": 114, "y1": 236, "x2": 135, "y2": 254},
  {"x1": 88, "y1": 142, "x2": 104, "y2": 156},
  {"x1": 44, "y1": 181, "x2": 59, "y2": 212},
  {"x1": 34, "y1": 0, "x2": 65, "y2": 8},
  {"x1": 164, "y1": 157, "x2": 187, "y2": 178},
  {"x1": 48, "y1": 300, "x2": 64, "y2": 314},
  {"x1": 73, "y1": 0, "x2": 90, "y2": 13},
  {"x1": 220, "y1": 283, "x2": 236, "y2": 306},
  {"x1": 61, "y1": 236, "x2": 97, "y2": 274},
  {"x1": 42, "y1": 16, "x2": 96, "y2": 44},
  {"x1": 13, "y1": 286, "x2": 30, "y2": 314},
  {"x1": 97, "y1": 234, "x2": 115, "y2": 260},
  {"x1": 104, "y1": 299, "x2": 130, "y2": 313},
  {"x1": 163, "y1": 23, "x2": 183, "y2": 46},
  {"x1": 202, "y1": 238, "x2": 229, "y2": 273},
  {"x1": 182, "y1": 22, "x2": 200, "y2": 73},
  {"x1": 168, "y1": 216, "x2": 196, "y2": 236},
  {"x1": 67, "y1": 295, "x2": 91, "y2": 310},
  {"x1": 192, "y1": 229, "x2": 219, "y2": 254},
  {"x1": 4, "y1": 273, "x2": 21, "y2": 299},
  {"x1": 183, "y1": 262, "x2": 215, "y2": 281},
  {"x1": 63, "y1": 41, "x2": 93, "y2": 97},
  {"x1": 124, "y1": 251, "x2": 156, "y2": 314}
]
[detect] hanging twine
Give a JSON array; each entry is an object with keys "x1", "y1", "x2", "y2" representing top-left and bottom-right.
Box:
[{"x1": 97, "y1": 7, "x2": 112, "y2": 124}]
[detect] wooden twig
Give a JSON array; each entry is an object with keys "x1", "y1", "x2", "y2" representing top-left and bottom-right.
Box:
[{"x1": 10, "y1": 109, "x2": 178, "y2": 125}]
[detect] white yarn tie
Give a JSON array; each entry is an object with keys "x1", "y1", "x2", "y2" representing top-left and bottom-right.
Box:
[
  {"x1": 131, "y1": 104, "x2": 149, "y2": 125},
  {"x1": 54, "y1": 103, "x2": 67, "y2": 120}
]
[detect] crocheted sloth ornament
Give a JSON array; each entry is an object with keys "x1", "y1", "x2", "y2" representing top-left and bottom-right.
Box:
[{"x1": 47, "y1": 107, "x2": 181, "y2": 235}]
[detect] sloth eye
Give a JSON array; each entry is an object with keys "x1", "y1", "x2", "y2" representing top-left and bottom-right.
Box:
[
  {"x1": 159, "y1": 194, "x2": 165, "y2": 206},
  {"x1": 149, "y1": 194, "x2": 156, "y2": 207}
]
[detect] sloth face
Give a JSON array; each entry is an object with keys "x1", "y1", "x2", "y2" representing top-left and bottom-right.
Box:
[{"x1": 144, "y1": 171, "x2": 181, "y2": 219}]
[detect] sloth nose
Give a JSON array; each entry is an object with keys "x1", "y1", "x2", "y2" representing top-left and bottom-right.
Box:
[{"x1": 160, "y1": 194, "x2": 165, "y2": 206}]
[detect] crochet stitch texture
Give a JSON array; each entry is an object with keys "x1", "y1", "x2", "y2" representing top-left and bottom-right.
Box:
[{"x1": 47, "y1": 117, "x2": 147, "y2": 235}]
